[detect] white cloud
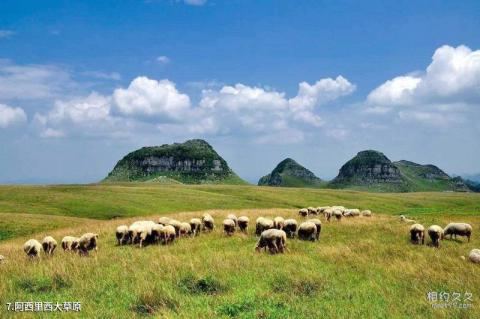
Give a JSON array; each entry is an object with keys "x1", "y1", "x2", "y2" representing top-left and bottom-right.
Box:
[
  {"x1": 113, "y1": 77, "x2": 191, "y2": 120},
  {"x1": 40, "y1": 128, "x2": 65, "y2": 138},
  {"x1": 0, "y1": 103, "x2": 27, "y2": 128},
  {"x1": 82, "y1": 71, "x2": 121, "y2": 81},
  {"x1": 46, "y1": 92, "x2": 111, "y2": 124},
  {"x1": 289, "y1": 76, "x2": 356, "y2": 109},
  {"x1": 0, "y1": 59, "x2": 73, "y2": 101},
  {"x1": 365, "y1": 45, "x2": 480, "y2": 125},
  {"x1": 0, "y1": 30, "x2": 14, "y2": 39},
  {"x1": 156, "y1": 56, "x2": 170, "y2": 64},
  {"x1": 184, "y1": 0, "x2": 207, "y2": 6}
]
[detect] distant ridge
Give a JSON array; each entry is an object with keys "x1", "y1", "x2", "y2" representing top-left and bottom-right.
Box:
[{"x1": 258, "y1": 158, "x2": 324, "y2": 188}]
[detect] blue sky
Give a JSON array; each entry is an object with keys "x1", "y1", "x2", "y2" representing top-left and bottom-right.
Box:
[{"x1": 0, "y1": 0, "x2": 479, "y2": 183}]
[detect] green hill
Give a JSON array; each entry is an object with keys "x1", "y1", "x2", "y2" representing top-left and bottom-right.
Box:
[
  {"x1": 103, "y1": 139, "x2": 246, "y2": 185},
  {"x1": 258, "y1": 158, "x2": 325, "y2": 188},
  {"x1": 329, "y1": 150, "x2": 471, "y2": 192}
]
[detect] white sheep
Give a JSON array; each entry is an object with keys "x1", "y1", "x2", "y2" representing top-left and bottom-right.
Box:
[
  {"x1": 255, "y1": 217, "x2": 274, "y2": 236},
  {"x1": 298, "y1": 222, "x2": 317, "y2": 241},
  {"x1": 307, "y1": 219, "x2": 322, "y2": 240},
  {"x1": 361, "y1": 210, "x2": 372, "y2": 217},
  {"x1": 344, "y1": 209, "x2": 360, "y2": 217},
  {"x1": 400, "y1": 215, "x2": 416, "y2": 224},
  {"x1": 41, "y1": 236, "x2": 57, "y2": 255},
  {"x1": 129, "y1": 221, "x2": 156, "y2": 247},
  {"x1": 443, "y1": 223, "x2": 472, "y2": 242},
  {"x1": 116, "y1": 225, "x2": 130, "y2": 245},
  {"x1": 23, "y1": 239, "x2": 42, "y2": 258},
  {"x1": 202, "y1": 215, "x2": 215, "y2": 232},
  {"x1": 333, "y1": 210, "x2": 343, "y2": 221},
  {"x1": 227, "y1": 214, "x2": 238, "y2": 227},
  {"x1": 255, "y1": 229, "x2": 287, "y2": 254},
  {"x1": 409, "y1": 224, "x2": 425, "y2": 245},
  {"x1": 179, "y1": 222, "x2": 192, "y2": 237},
  {"x1": 78, "y1": 233, "x2": 99, "y2": 256},
  {"x1": 307, "y1": 207, "x2": 317, "y2": 215},
  {"x1": 283, "y1": 219, "x2": 298, "y2": 238},
  {"x1": 161, "y1": 225, "x2": 176, "y2": 244},
  {"x1": 427, "y1": 225, "x2": 444, "y2": 248},
  {"x1": 167, "y1": 219, "x2": 182, "y2": 237},
  {"x1": 273, "y1": 216, "x2": 285, "y2": 230},
  {"x1": 298, "y1": 208, "x2": 309, "y2": 217},
  {"x1": 469, "y1": 249, "x2": 480, "y2": 264},
  {"x1": 237, "y1": 216, "x2": 250, "y2": 232},
  {"x1": 323, "y1": 208, "x2": 333, "y2": 222},
  {"x1": 316, "y1": 206, "x2": 330, "y2": 215},
  {"x1": 158, "y1": 217, "x2": 171, "y2": 226},
  {"x1": 151, "y1": 224, "x2": 165, "y2": 244},
  {"x1": 189, "y1": 218, "x2": 202, "y2": 236},
  {"x1": 223, "y1": 219, "x2": 236, "y2": 236},
  {"x1": 61, "y1": 236, "x2": 79, "y2": 251}
]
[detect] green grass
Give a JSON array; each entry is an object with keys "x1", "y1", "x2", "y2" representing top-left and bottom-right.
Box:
[{"x1": 0, "y1": 185, "x2": 479, "y2": 318}]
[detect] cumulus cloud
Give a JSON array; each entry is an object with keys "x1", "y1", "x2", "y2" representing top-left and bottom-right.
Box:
[
  {"x1": 0, "y1": 103, "x2": 27, "y2": 128},
  {"x1": 365, "y1": 45, "x2": 480, "y2": 125},
  {"x1": 113, "y1": 77, "x2": 191, "y2": 121}
]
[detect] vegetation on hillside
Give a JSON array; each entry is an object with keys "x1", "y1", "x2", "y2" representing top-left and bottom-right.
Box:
[
  {"x1": 104, "y1": 139, "x2": 246, "y2": 185},
  {"x1": 258, "y1": 158, "x2": 324, "y2": 188}
]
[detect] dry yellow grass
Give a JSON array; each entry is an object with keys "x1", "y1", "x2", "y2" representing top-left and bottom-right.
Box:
[{"x1": 0, "y1": 208, "x2": 479, "y2": 318}]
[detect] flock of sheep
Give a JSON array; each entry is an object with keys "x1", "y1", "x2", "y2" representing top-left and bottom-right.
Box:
[
  {"x1": 112, "y1": 206, "x2": 371, "y2": 255},
  {"x1": 22, "y1": 233, "x2": 99, "y2": 258},
  {"x1": 9, "y1": 206, "x2": 479, "y2": 265},
  {"x1": 400, "y1": 215, "x2": 479, "y2": 263}
]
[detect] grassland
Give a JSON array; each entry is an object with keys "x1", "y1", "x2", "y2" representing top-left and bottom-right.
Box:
[{"x1": 0, "y1": 184, "x2": 479, "y2": 318}]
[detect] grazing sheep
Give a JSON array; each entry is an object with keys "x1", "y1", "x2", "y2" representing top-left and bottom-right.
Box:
[
  {"x1": 158, "y1": 217, "x2": 171, "y2": 226},
  {"x1": 116, "y1": 225, "x2": 130, "y2": 245},
  {"x1": 162, "y1": 225, "x2": 176, "y2": 244},
  {"x1": 223, "y1": 219, "x2": 236, "y2": 236},
  {"x1": 409, "y1": 224, "x2": 425, "y2": 245},
  {"x1": 179, "y1": 222, "x2": 192, "y2": 237},
  {"x1": 61, "y1": 236, "x2": 79, "y2": 251},
  {"x1": 298, "y1": 222, "x2": 317, "y2": 241},
  {"x1": 283, "y1": 219, "x2": 298, "y2": 238},
  {"x1": 323, "y1": 208, "x2": 333, "y2": 222},
  {"x1": 273, "y1": 216, "x2": 285, "y2": 230},
  {"x1": 189, "y1": 218, "x2": 202, "y2": 236},
  {"x1": 41, "y1": 236, "x2": 57, "y2": 255},
  {"x1": 307, "y1": 219, "x2": 322, "y2": 240},
  {"x1": 331, "y1": 206, "x2": 346, "y2": 214},
  {"x1": 23, "y1": 239, "x2": 42, "y2": 258},
  {"x1": 469, "y1": 249, "x2": 480, "y2": 264},
  {"x1": 443, "y1": 223, "x2": 472, "y2": 242},
  {"x1": 333, "y1": 210, "x2": 343, "y2": 221},
  {"x1": 167, "y1": 219, "x2": 182, "y2": 237},
  {"x1": 307, "y1": 207, "x2": 317, "y2": 215},
  {"x1": 255, "y1": 229, "x2": 287, "y2": 254},
  {"x1": 78, "y1": 233, "x2": 99, "y2": 256},
  {"x1": 344, "y1": 209, "x2": 360, "y2": 217},
  {"x1": 427, "y1": 225, "x2": 444, "y2": 248},
  {"x1": 400, "y1": 215, "x2": 416, "y2": 224},
  {"x1": 255, "y1": 217, "x2": 274, "y2": 236},
  {"x1": 316, "y1": 206, "x2": 330, "y2": 215},
  {"x1": 202, "y1": 215, "x2": 215, "y2": 232},
  {"x1": 151, "y1": 224, "x2": 165, "y2": 244},
  {"x1": 130, "y1": 221, "x2": 156, "y2": 247},
  {"x1": 237, "y1": 216, "x2": 250, "y2": 232},
  {"x1": 227, "y1": 214, "x2": 238, "y2": 227},
  {"x1": 298, "y1": 208, "x2": 309, "y2": 217},
  {"x1": 361, "y1": 210, "x2": 372, "y2": 217}
]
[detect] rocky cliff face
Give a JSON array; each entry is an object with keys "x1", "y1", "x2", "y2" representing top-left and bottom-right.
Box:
[
  {"x1": 103, "y1": 139, "x2": 245, "y2": 184},
  {"x1": 330, "y1": 150, "x2": 405, "y2": 188},
  {"x1": 258, "y1": 158, "x2": 323, "y2": 187}
]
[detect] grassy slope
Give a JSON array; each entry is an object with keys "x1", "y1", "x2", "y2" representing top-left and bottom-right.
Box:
[
  {"x1": 0, "y1": 185, "x2": 479, "y2": 318},
  {"x1": 0, "y1": 209, "x2": 479, "y2": 318}
]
